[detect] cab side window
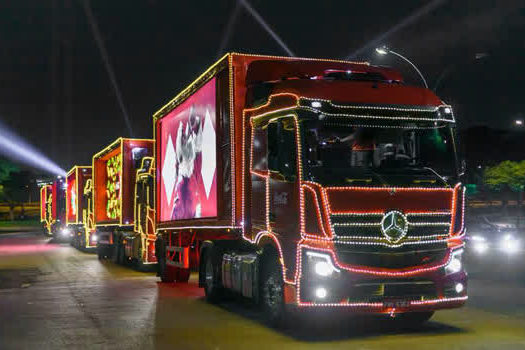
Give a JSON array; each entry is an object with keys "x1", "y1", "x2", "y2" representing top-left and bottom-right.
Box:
[{"x1": 267, "y1": 118, "x2": 297, "y2": 181}]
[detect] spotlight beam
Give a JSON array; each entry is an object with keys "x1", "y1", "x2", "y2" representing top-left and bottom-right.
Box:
[
  {"x1": 81, "y1": 0, "x2": 134, "y2": 137},
  {"x1": 346, "y1": 0, "x2": 448, "y2": 60},
  {"x1": 0, "y1": 120, "x2": 66, "y2": 176},
  {"x1": 238, "y1": 0, "x2": 295, "y2": 57},
  {"x1": 217, "y1": 1, "x2": 242, "y2": 59}
]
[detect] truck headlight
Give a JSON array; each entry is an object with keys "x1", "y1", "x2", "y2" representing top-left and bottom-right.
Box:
[
  {"x1": 92, "y1": 234, "x2": 98, "y2": 242},
  {"x1": 445, "y1": 249, "x2": 463, "y2": 275},
  {"x1": 306, "y1": 251, "x2": 339, "y2": 277},
  {"x1": 60, "y1": 228, "x2": 71, "y2": 236}
]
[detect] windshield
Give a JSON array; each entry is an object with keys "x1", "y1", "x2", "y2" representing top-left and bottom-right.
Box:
[{"x1": 301, "y1": 120, "x2": 458, "y2": 187}]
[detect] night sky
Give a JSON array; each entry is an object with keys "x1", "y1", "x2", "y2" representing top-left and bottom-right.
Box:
[{"x1": 1, "y1": 0, "x2": 524, "y2": 171}]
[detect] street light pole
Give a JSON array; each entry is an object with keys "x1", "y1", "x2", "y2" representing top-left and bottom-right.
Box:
[{"x1": 375, "y1": 46, "x2": 428, "y2": 89}]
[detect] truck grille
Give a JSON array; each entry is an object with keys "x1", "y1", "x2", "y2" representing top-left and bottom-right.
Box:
[{"x1": 331, "y1": 212, "x2": 451, "y2": 239}]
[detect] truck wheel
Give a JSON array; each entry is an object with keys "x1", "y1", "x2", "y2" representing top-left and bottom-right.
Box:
[
  {"x1": 134, "y1": 258, "x2": 147, "y2": 272},
  {"x1": 176, "y1": 268, "x2": 191, "y2": 283},
  {"x1": 260, "y1": 252, "x2": 287, "y2": 327},
  {"x1": 79, "y1": 232, "x2": 86, "y2": 251},
  {"x1": 159, "y1": 254, "x2": 176, "y2": 283},
  {"x1": 203, "y1": 249, "x2": 223, "y2": 302},
  {"x1": 134, "y1": 255, "x2": 154, "y2": 272},
  {"x1": 394, "y1": 311, "x2": 434, "y2": 328},
  {"x1": 112, "y1": 243, "x2": 121, "y2": 264},
  {"x1": 120, "y1": 244, "x2": 127, "y2": 265}
]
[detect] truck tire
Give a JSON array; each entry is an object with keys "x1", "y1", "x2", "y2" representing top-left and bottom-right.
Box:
[
  {"x1": 175, "y1": 268, "x2": 191, "y2": 283},
  {"x1": 134, "y1": 258, "x2": 147, "y2": 272},
  {"x1": 202, "y1": 248, "x2": 224, "y2": 303},
  {"x1": 260, "y1": 251, "x2": 287, "y2": 327},
  {"x1": 159, "y1": 252, "x2": 176, "y2": 283},
  {"x1": 97, "y1": 244, "x2": 111, "y2": 260},
  {"x1": 394, "y1": 311, "x2": 434, "y2": 328},
  {"x1": 97, "y1": 247, "x2": 104, "y2": 260},
  {"x1": 112, "y1": 243, "x2": 121, "y2": 264},
  {"x1": 120, "y1": 244, "x2": 127, "y2": 265}
]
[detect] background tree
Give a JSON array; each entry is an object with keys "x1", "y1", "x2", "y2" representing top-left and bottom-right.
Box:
[
  {"x1": 484, "y1": 160, "x2": 525, "y2": 227},
  {"x1": 0, "y1": 158, "x2": 19, "y2": 195},
  {"x1": 0, "y1": 159, "x2": 30, "y2": 221}
]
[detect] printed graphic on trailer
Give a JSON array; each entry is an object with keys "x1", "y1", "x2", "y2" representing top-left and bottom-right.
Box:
[
  {"x1": 159, "y1": 78, "x2": 217, "y2": 221},
  {"x1": 67, "y1": 177, "x2": 77, "y2": 221}
]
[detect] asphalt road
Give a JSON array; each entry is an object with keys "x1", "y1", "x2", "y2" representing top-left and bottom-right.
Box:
[{"x1": 1, "y1": 232, "x2": 525, "y2": 349}]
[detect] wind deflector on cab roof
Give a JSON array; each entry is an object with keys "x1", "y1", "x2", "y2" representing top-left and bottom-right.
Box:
[
  {"x1": 245, "y1": 59, "x2": 404, "y2": 85},
  {"x1": 321, "y1": 69, "x2": 394, "y2": 83}
]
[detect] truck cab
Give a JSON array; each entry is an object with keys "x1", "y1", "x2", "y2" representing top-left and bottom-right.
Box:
[
  {"x1": 243, "y1": 63, "x2": 466, "y2": 319},
  {"x1": 40, "y1": 177, "x2": 68, "y2": 240},
  {"x1": 131, "y1": 156, "x2": 157, "y2": 267}
]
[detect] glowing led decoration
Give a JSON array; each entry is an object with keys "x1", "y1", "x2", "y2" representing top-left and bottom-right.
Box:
[
  {"x1": 380, "y1": 210, "x2": 408, "y2": 243},
  {"x1": 70, "y1": 180, "x2": 77, "y2": 216},
  {"x1": 47, "y1": 193, "x2": 53, "y2": 223},
  {"x1": 106, "y1": 154, "x2": 122, "y2": 219}
]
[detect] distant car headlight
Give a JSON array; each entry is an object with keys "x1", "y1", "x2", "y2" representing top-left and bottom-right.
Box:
[
  {"x1": 445, "y1": 249, "x2": 463, "y2": 275},
  {"x1": 471, "y1": 235, "x2": 486, "y2": 242},
  {"x1": 473, "y1": 241, "x2": 489, "y2": 254},
  {"x1": 306, "y1": 251, "x2": 340, "y2": 277},
  {"x1": 500, "y1": 234, "x2": 520, "y2": 254},
  {"x1": 470, "y1": 235, "x2": 488, "y2": 254}
]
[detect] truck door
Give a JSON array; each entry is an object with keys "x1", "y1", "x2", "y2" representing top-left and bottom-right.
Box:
[
  {"x1": 250, "y1": 125, "x2": 269, "y2": 236},
  {"x1": 267, "y1": 117, "x2": 300, "y2": 239}
]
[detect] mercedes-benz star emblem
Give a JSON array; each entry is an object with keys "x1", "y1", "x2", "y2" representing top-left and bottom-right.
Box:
[{"x1": 381, "y1": 210, "x2": 408, "y2": 243}]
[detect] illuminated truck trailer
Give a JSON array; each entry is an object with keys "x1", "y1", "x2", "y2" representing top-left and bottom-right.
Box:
[
  {"x1": 154, "y1": 53, "x2": 467, "y2": 326},
  {"x1": 93, "y1": 138, "x2": 155, "y2": 267},
  {"x1": 66, "y1": 166, "x2": 94, "y2": 250},
  {"x1": 40, "y1": 177, "x2": 67, "y2": 239}
]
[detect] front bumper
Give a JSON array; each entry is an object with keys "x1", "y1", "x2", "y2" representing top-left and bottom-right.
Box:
[{"x1": 291, "y1": 246, "x2": 467, "y2": 313}]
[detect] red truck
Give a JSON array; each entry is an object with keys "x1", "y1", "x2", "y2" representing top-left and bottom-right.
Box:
[
  {"x1": 92, "y1": 138, "x2": 156, "y2": 268},
  {"x1": 65, "y1": 166, "x2": 95, "y2": 250},
  {"x1": 153, "y1": 53, "x2": 467, "y2": 326},
  {"x1": 39, "y1": 177, "x2": 67, "y2": 240},
  {"x1": 40, "y1": 183, "x2": 52, "y2": 235}
]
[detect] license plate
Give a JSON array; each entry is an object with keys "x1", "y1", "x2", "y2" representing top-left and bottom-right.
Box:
[{"x1": 383, "y1": 300, "x2": 410, "y2": 308}]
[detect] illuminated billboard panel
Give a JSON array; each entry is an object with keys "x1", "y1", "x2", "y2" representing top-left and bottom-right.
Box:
[
  {"x1": 106, "y1": 154, "x2": 122, "y2": 220},
  {"x1": 66, "y1": 175, "x2": 77, "y2": 223},
  {"x1": 158, "y1": 78, "x2": 217, "y2": 222}
]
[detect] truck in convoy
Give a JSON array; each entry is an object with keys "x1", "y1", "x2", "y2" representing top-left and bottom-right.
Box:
[
  {"x1": 153, "y1": 53, "x2": 467, "y2": 326},
  {"x1": 93, "y1": 137, "x2": 156, "y2": 268},
  {"x1": 40, "y1": 177, "x2": 68, "y2": 240},
  {"x1": 40, "y1": 183, "x2": 52, "y2": 235},
  {"x1": 66, "y1": 166, "x2": 95, "y2": 250}
]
